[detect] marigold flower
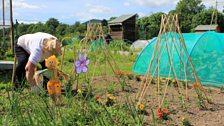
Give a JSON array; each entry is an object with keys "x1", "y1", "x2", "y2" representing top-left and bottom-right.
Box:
[
  {"x1": 157, "y1": 108, "x2": 169, "y2": 119},
  {"x1": 192, "y1": 82, "x2": 200, "y2": 87},
  {"x1": 123, "y1": 72, "x2": 128, "y2": 75},
  {"x1": 107, "y1": 94, "x2": 115, "y2": 100},
  {"x1": 157, "y1": 108, "x2": 163, "y2": 118},
  {"x1": 162, "y1": 108, "x2": 169, "y2": 114},
  {"x1": 95, "y1": 95, "x2": 100, "y2": 100},
  {"x1": 138, "y1": 103, "x2": 145, "y2": 110},
  {"x1": 116, "y1": 70, "x2": 123, "y2": 74},
  {"x1": 166, "y1": 78, "x2": 172, "y2": 81},
  {"x1": 126, "y1": 72, "x2": 133, "y2": 75},
  {"x1": 182, "y1": 117, "x2": 186, "y2": 121},
  {"x1": 77, "y1": 89, "x2": 82, "y2": 93}
]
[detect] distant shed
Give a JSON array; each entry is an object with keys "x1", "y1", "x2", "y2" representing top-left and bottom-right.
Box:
[
  {"x1": 195, "y1": 24, "x2": 220, "y2": 33},
  {"x1": 83, "y1": 19, "x2": 102, "y2": 24},
  {"x1": 108, "y1": 14, "x2": 137, "y2": 42}
]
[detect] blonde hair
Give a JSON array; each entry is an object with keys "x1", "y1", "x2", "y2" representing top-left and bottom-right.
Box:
[{"x1": 43, "y1": 37, "x2": 62, "y2": 56}]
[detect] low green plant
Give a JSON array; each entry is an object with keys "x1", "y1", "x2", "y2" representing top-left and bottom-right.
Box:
[
  {"x1": 220, "y1": 86, "x2": 224, "y2": 93},
  {"x1": 182, "y1": 117, "x2": 191, "y2": 126},
  {"x1": 109, "y1": 40, "x2": 130, "y2": 51},
  {"x1": 178, "y1": 95, "x2": 187, "y2": 110},
  {"x1": 107, "y1": 82, "x2": 116, "y2": 94},
  {"x1": 196, "y1": 92, "x2": 206, "y2": 109}
]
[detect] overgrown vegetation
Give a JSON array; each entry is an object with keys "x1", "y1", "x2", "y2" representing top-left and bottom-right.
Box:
[{"x1": 0, "y1": 38, "x2": 144, "y2": 125}]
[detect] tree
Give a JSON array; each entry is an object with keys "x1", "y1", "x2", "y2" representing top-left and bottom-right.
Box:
[
  {"x1": 46, "y1": 18, "x2": 60, "y2": 34},
  {"x1": 137, "y1": 12, "x2": 164, "y2": 39},
  {"x1": 108, "y1": 17, "x2": 117, "y2": 21},
  {"x1": 175, "y1": 0, "x2": 205, "y2": 33},
  {"x1": 26, "y1": 22, "x2": 47, "y2": 33},
  {"x1": 56, "y1": 23, "x2": 69, "y2": 36},
  {"x1": 17, "y1": 23, "x2": 30, "y2": 36},
  {"x1": 101, "y1": 19, "x2": 108, "y2": 26}
]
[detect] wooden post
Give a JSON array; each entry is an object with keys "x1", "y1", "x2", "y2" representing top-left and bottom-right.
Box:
[
  {"x1": 2, "y1": 0, "x2": 6, "y2": 48},
  {"x1": 60, "y1": 46, "x2": 66, "y2": 71},
  {"x1": 11, "y1": 56, "x2": 16, "y2": 84},
  {"x1": 10, "y1": 0, "x2": 15, "y2": 54}
]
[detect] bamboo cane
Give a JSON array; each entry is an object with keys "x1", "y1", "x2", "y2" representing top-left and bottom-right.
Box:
[{"x1": 11, "y1": 56, "x2": 16, "y2": 84}]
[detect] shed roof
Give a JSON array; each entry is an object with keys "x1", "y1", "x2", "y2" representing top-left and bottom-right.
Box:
[
  {"x1": 195, "y1": 24, "x2": 218, "y2": 31},
  {"x1": 83, "y1": 19, "x2": 102, "y2": 24},
  {"x1": 108, "y1": 14, "x2": 136, "y2": 24}
]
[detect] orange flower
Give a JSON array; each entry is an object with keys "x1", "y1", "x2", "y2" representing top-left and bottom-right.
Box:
[
  {"x1": 95, "y1": 95, "x2": 100, "y2": 100},
  {"x1": 140, "y1": 76, "x2": 146, "y2": 81},
  {"x1": 157, "y1": 108, "x2": 169, "y2": 119},
  {"x1": 172, "y1": 79, "x2": 177, "y2": 83},
  {"x1": 116, "y1": 70, "x2": 123, "y2": 74},
  {"x1": 192, "y1": 82, "x2": 200, "y2": 87},
  {"x1": 123, "y1": 72, "x2": 128, "y2": 76},
  {"x1": 157, "y1": 108, "x2": 163, "y2": 118},
  {"x1": 138, "y1": 103, "x2": 145, "y2": 110},
  {"x1": 126, "y1": 72, "x2": 133, "y2": 75},
  {"x1": 162, "y1": 108, "x2": 169, "y2": 115}
]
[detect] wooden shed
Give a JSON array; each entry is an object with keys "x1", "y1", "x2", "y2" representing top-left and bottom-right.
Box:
[
  {"x1": 195, "y1": 24, "x2": 220, "y2": 33},
  {"x1": 108, "y1": 14, "x2": 137, "y2": 42},
  {"x1": 83, "y1": 19, "x2": 102, "y2": 24}
]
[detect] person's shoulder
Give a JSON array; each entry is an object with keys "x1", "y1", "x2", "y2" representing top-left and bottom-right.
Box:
[
  {"x1": 35, "y1": 32, "x2": 57, "y2": 39},
  {"x1": 18, "y1": 33, "x2": 34, "y2": 40}
]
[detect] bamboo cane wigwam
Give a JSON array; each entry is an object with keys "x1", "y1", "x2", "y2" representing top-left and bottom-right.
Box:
[
  {"x1": 136, "y1": 14, "x2": 209, "y2": 110},
  {"x1": 77, "y1": 23, "x2": 124, "y2": 85}
]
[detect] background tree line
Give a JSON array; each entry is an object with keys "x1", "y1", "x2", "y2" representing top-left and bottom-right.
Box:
[
  {"x1": 137, "y1": 0, "x2": 224, "y2": 39},
  {"x1": 1, "y1": 0, "x2": 224, "y2": 48}
]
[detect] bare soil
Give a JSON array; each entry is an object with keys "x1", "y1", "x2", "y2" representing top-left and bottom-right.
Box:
[{"x1": 92, "y1": 75, "x2": 224, "y2": 126}]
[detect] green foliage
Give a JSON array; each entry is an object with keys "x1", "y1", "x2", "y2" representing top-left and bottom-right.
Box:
[
  {"x1": 137, "y1": 12, "x2": 164, "y2": 39},
  {"x1": 0, "y1": 88, "x2": 144, "y2": 125},
  {"x1": 56, "y1": 24, "x2": 69, "y2": 36},
  {"x1": 46, "y1": 18, "x2": 60, "y2": 29},
  {"x1": 196, "y1": 92, "x2": 206, "y2": 109},
  {"x1": 109, "y1": 40, "x2": 130, "y2": 51},
  {"x1": 175, "y1": 0, "x2": 205, "y2": 33},
  {"x1": 106, "y1": 82, "x2": 116, "y2": 94},
  {"x1": 4, "y1": 50, "x2": 14, "y2": 60}
]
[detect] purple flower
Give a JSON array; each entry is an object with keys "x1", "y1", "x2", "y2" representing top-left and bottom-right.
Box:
[{"x1": 74, "y1": 53, "x2": 90, "y2": 74}]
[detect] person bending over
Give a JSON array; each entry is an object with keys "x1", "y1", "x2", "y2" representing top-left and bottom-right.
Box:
[{"x1": 14, "y1": 32, "x2": 62, "y2": 92}]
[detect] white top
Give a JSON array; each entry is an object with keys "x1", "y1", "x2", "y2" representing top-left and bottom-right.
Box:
[{"x1": 17, "y1": 32, "x2": 57, "y2": 65}]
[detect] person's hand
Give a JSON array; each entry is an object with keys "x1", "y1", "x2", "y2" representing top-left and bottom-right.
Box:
[{"x1": 25, "y1": 61, "x2": 37, "y2": 86}]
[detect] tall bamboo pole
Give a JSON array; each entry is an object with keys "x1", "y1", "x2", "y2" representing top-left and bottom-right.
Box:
[
  {"x1": 2, "y1": 0, "x2": 6, "y2": 48},
  {"x1": 10, "y1": 0, "x2": 14, "y2": 53}
]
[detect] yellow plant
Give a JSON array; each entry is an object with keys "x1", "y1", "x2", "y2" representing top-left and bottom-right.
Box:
[
  {"x1": 138, "y1": 103, "x2": 145, "y2": 110},
  {"x1": 77, "y1": 89, "x2": 82, "y2": 93},
  {"x1": 166, "y1": 78, "x2": 172, "y2": 81}
]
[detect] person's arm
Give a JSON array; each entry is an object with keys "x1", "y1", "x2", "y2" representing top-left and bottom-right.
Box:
[{"x1": 25, "y1": 61, "x2": 36, "y2": 87}]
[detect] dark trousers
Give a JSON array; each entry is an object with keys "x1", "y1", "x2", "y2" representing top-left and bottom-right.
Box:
[{"x1": 14, "y1": 44, "x2": 48, "y2": 89}]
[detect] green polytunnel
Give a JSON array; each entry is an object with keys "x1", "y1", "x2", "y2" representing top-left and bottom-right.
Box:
[
  {"x1": 132, "y1": 31, "x2": 224, "y2": 87},
  {"x1": 90, "y1": 38, "x2": 105, "y2": 51}
]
